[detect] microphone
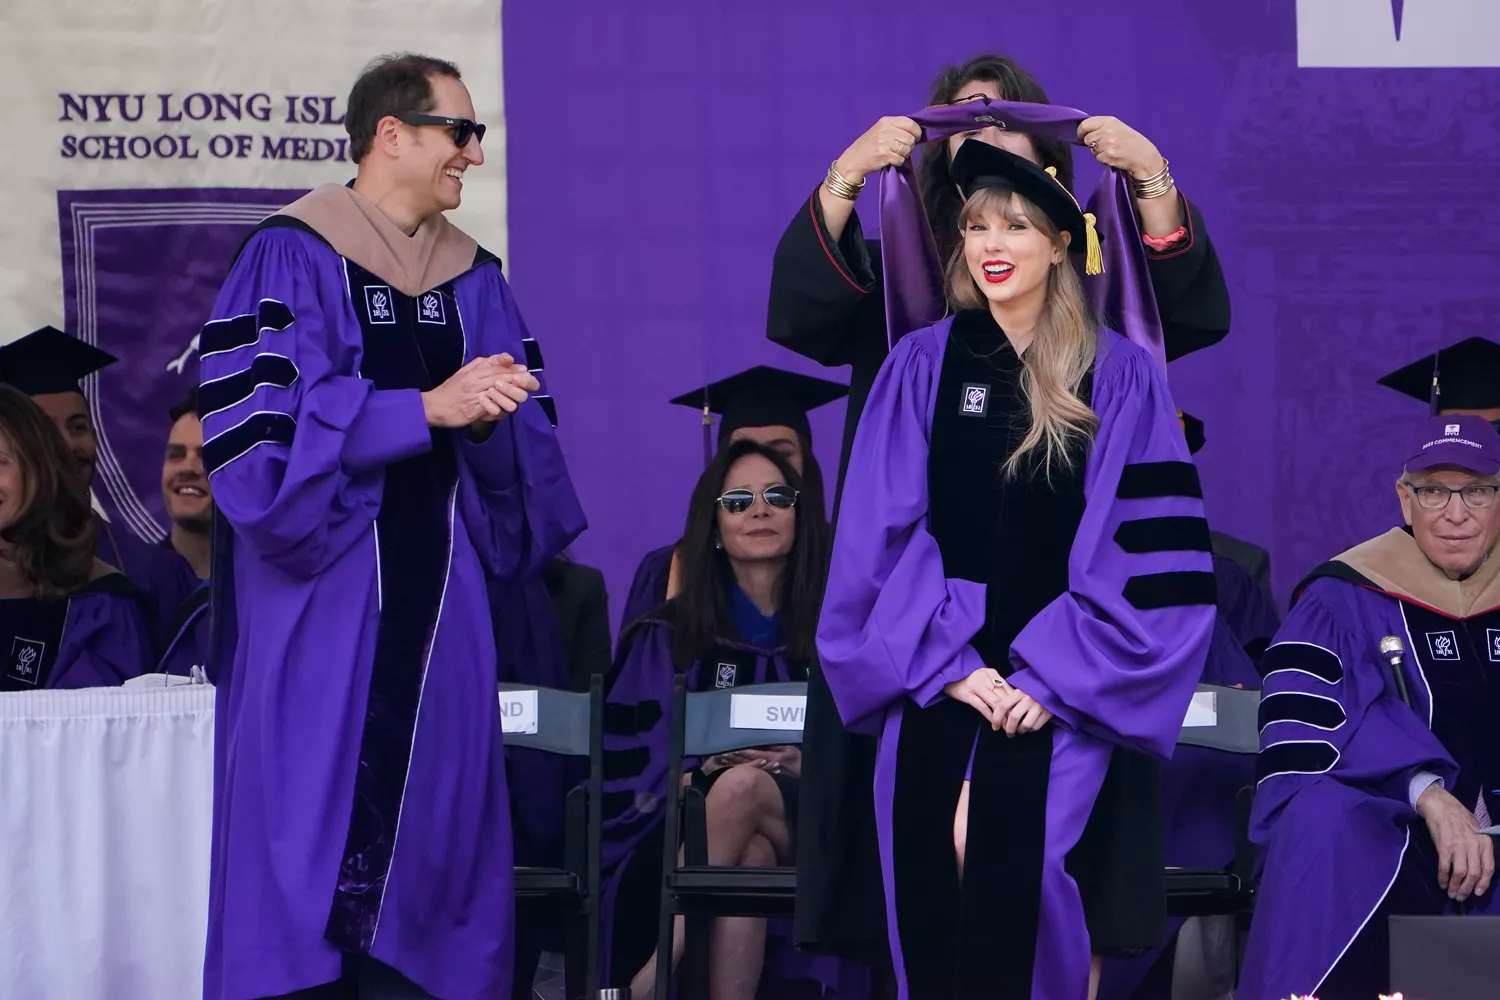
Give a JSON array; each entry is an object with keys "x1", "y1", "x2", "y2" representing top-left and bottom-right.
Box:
[{"x1": 1379, "y1": 635, "x2": 1413, "y2": 708}]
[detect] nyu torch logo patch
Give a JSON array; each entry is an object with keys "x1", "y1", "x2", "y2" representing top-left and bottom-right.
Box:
[
  {"x1": 1426, "y1": 630, "x2": 1461, "y2": 661},
  {"x1": 417, "y1": 292, "x2": 446, "y2": 325},
  {"x1": 715, "y1": 662, "x2": 738, "y2": 689},
  {"x1": 959, "y1": 383, "x2": 990, "y2": 417},
  {"x1": 7, "y1": 637, "x2": 46, "y2": 686},
  {"x1": 364, "y1": 285, "x2": 396, "y2": 325}
]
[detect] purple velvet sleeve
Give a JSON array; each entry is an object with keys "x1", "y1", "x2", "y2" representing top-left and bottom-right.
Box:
[
  {"x1": 200, "y1": 229, "x2": 431, "y2": 579},
  {"x1": 1007, "y1": 335, "x2": 1215, "y2": 758},
  {"x1": 815, "y1": 321, "x2": 989, "y2": 736},
  {"x1": 51, "y1": 589, "x2": 153, "y2": 689},
  {"x1": 1250, "y1": 579, "x2": 1458, "y2": 843},
  {"x1": 454, "y1": 267, "x2": 586, "y2": 581}
]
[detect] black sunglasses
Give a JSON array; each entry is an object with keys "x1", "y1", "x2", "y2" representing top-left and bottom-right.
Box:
[
  {"x1": 396, "y1": 113, "x2": 487, "y2": 148},
  {"x1": 716, "y1": 486, "x2": 799, "y2": 514}
]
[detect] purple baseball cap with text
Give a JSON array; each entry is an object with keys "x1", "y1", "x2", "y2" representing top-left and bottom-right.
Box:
[{"x1": 1405, "y1": 414, "x2": 1500, "y2": 476}]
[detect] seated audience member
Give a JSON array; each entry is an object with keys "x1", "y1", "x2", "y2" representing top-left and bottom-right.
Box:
[
  {"x1": 0, "y1": 386, "x2": 153, "y2": 689},
  {"x1": 1379, "y1": 335, "x2": 1500, "y2": 432},
  {"x1": 158, "y1": 389, "x2": 211, "y2": 674},
  {"x1": 603, "y1": 440, "x2": 844, "y2": 1000},
  {"x1": 1239, "y1": 414, "x2": 1500, "y2": 1000},
  {"x1": 0, "y1": 326, "x2": 198, "y2": 628},
  {"x1": 619, "y1": 365, "x2": 845, "y2": 635},
  {"x1": 543, "y1": 554, "x2": 612, "y2": 690}
]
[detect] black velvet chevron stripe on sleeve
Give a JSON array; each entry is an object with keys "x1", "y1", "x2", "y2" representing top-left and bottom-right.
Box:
[
  {"x1": 203, "y1": 412, "x2": 297, "y2": 475},
  {"x1": 1113, "y1": 516, "x2": 1212, "y2": 554},
  {"x1": 200, "y1": 299, "x2": 295, "y2": 358},
  {"x1": 199, "y1": 354, "x2": 300, "y2": 416},
  {"x1": 1260, "y1": 641, "x2": 1344, "y2": 684},
  {"x1": 1122, "y1": 571, "x2": 1218, "y2": 610},
  {"x1": 1258, "y1": 691, "x2": 1348, "y2": 732},
  {"x1": 1116, "y1": 461, "x2": 1204, "y2": 500},
  {"x1": 536, "y1": 396, "x2": 559, "y2": 428},
  {"x1": 1256, "y1": 740, "x2": 1340, "y2": 782},
  {"x1": 522, "y1": 338, "x2": 545, "y2": 371}
]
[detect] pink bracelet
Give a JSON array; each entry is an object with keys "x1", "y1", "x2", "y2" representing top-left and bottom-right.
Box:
[{"x1": 1142, "y1": 227, "x2": 1188, "y2": 252}]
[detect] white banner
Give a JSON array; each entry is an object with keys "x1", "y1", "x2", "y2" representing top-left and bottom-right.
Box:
[{"x1": 0, "y1": 0, "x2": 508, "y2": 334}]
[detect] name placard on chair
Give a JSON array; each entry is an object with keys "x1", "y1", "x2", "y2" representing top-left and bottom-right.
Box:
[
  {"x1": 1182, "y1": 690, "x2": 1217, "y2": 728},
  {"x1": 499, "y1": 689, "x2": 539, "y2": 735},
  {"x1": 729, "y1": 693, "x2": 807, "y2": 731}
]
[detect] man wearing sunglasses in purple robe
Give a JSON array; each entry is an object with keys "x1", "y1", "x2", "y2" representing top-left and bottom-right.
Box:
[
  {"x1": 1239, "y1": 414, "x2": 1500, "y2": 1000},
  {"x1": 199, "y1": 53, "x2": 584, "y2": 1000}
]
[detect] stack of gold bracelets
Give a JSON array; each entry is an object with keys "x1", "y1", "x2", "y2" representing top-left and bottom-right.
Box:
[
  {"x1": 824, "y1": 162, "x2": 864, "y2": 201},
  {"x1": 1131, "y1": 158, "x2": 1174, "y2": 199}
]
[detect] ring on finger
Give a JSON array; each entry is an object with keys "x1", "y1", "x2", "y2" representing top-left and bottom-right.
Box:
[{"x1": 1089, "y1": 140, "x2": 1099, "y2": 151}]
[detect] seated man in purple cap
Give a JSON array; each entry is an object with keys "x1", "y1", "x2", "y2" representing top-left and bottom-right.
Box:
[{"x1": 1239, "y1": 413, "x2": 1500, "y2": 1000}]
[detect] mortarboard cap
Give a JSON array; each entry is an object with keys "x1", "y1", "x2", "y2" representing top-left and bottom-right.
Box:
[
  {"x1": 1377, "y1": 336, "x2": 1500, "y2": 415},
  {"x1": 669, "y1": 365, "x2": 849, "y2": 466},
  {"x1": 0, "y1": 326, "x2": 118, "y2": 397},
  {"x1": 1177, "y1": 410, "x2": 1205, "y2": 455},
  {"x1": 949, "y1": 139, "x2": 1103, "y2": 276}
]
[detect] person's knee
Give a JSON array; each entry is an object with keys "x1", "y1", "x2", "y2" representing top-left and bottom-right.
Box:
[
  {"x1": 706, "y1": 763, "x2": 778, "y2": 824},
  {"x1": 738, "y1": 833, "x2": 777, "y2": 868}
]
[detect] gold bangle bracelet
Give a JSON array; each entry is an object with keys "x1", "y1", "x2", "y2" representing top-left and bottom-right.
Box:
[
  {"x1": 1134, "y1": 175, "x2": 1176, "y2": 200},
  {"x1": 825, "y1": 161, "x2": 865, "y2": 201}
]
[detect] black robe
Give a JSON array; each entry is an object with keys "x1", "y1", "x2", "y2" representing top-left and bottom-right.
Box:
[{"x1": 767, "y1": 188, "x2": 1232, "y2": 957}]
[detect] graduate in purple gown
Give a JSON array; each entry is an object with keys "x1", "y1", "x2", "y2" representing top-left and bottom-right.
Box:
[
  {"x1": 0, "y1": 326, "x2": 199, "y2": 635},
  {"x1": 0, "y1": 386, "x2": 152, "y2": 690},
  {"x1": 1239, "y1": 414, "x2": 1500, "y2": 1000},
  {"x1": 603, "y1": 439, "x2": 860, "y2": 999},
  {"x1": 618, "y1": 366, "x2": 845, "y2": 637},
  {"x1": 156, "y1": 389, "x2": 213, "y2": 675},
  {"x1": 199, "y1": 55, "x2": 584, "y2": 1000},
  {"x1": 817, "y1": 140, "x2": 1215, "y2": 1000},
  {"x1": 770, "y1": 54, "x2": 1231, "y2": 967}
]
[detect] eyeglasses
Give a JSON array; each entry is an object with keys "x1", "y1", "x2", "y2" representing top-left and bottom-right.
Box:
[
  {"x1": 715, "y1": 486, "x2": 799, "y2": 514},
  {"x1": 1406, "y1": 483, "x2": 1499, "y2": 510},
  {"x1": 396, "y1": 113, "x2": 487, "y2": 148}
]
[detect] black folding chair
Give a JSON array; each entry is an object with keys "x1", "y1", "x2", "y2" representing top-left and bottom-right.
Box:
[
  {"x1": 653, "y1": 678, "x2": 807, "y2": 1000},
  {"x1": 502, "y1": 676, "x2": 604, "y2": 1000},
  {"x1": 1163, "y1": 682, "x2": 1262, "y2": 980}
]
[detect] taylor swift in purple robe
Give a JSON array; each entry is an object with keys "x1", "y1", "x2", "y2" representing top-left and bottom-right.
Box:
[
  {"x1": 1239, "y1": 414, "x2": 1500, "y2": 1000},
  {"x1": 0, "y1": 386, "x2": 153, "y2": 691},
  {"x1": 817, "y1": 141, "x2": 1214, "y2": 1000},
  {"x1": 770, "y1": 53, "x2": 1231, "y2": 966},
  {"x1": 199, "y1": 56, "x2": 584, "y2": 1000}
]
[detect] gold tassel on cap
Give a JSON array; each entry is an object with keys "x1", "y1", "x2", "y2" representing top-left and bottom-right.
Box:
[
  {"x1": 1083, "y1": 212, "x2": 1104, "y2": 276},
  {"x1": 1043, "y1": 167, "x2": 1104, "y2": 275}
]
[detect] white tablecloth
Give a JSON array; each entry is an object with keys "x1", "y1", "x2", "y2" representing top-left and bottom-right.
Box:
[{"x1": 1, "y1": 682, "x2": 214, "y2": 1000}]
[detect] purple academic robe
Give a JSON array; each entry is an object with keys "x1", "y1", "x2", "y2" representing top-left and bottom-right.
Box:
[
  {"x1": 95, "y1": 520, "x2": 200, "y2": 641},
  {"x1": 619, "y1": 543, "x2": 674, "y2": 635},
  {"x1": 157, "y1": 581, "x2": 208, "y2": 677},
  {"x1": 1097, "y1": 615, "x2": 1262, "y2": 1000},
  {"x1": 0, "y1": 575, "x2": 153, "y2": 690},
  {"x1": 1239, "y1": 570, "x2": 1500, "y2": 1000},
  {"x1": 1213, "y1": 553, "x2": 1282, "y2": 658},
  {"x1": 200, "y1": 225, "x2": 584, "y2": 1000},
  {"x1": 817, "y1": 319, "x2": 1214, "y2": 1000}
]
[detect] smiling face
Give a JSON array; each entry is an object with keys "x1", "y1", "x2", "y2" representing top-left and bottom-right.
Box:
[
  {"x1": 396, "y1": 72, "x2": 485, "y2": 217},
  {"x1": 1398, "y1": 466, "x2": 1500, "y2": 580},
  {"x1": 944, "y1": 79, "x2": 1041, "y2": 167},
  {"x1": 30, "y1": 390, "x2": 95, "y2": 488},
  {"x1": 716, "y1": 452, "x2": 797, "y2": 565},
  {"x1": 162, "y1": 412, "x2": 212, "y2": 531},
  {"x1": 960, "y1": 189, "x2": 1067, "y2": 315}
]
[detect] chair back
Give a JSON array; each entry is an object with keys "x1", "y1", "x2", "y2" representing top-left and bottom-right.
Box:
[
  {"x1": 682, "y1": 681, "x2": 809, "y2": 757},
  {"x1": 1177, "y1": 682, "x2": 1261, "y2": 754}
]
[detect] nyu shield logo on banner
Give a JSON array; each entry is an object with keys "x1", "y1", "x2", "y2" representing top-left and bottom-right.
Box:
[
  {"x1": 0, "y1": 0, "x2": 506, "y2": 544},
  {"x1": 1297, "y1": 0, "x2": 1500, "y2": 67}
]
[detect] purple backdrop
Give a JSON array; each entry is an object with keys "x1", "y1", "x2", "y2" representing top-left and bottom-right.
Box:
[
  {"x1": 501, "y1": 0, "x2": 1500, "y2": 628},
  {"x1": 59, "y1": 187, "x2": 306, "y2": 542}
]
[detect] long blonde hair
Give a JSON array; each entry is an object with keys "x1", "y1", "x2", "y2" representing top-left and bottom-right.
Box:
[{"x1": 945, "y1": 186, "x2": 1099, "y2": 480}]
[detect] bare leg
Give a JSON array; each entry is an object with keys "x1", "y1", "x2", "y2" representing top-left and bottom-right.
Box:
[
  {"x1": 709, "y1": 834, "x2": 779, "y2": 1000},
  {"x1": 629, "y1": 916, "x2": 683, "y2": 1000},
  {"x1": 953, "y1": 780, "x2": 971, "y2": 882},
  {"x1": 1088, "y1": 954, "x2": 1102, "y2": 1000}
]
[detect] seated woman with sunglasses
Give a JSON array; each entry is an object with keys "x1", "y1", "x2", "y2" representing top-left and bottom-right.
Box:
[
  {"x1": 816, "y1": 141, "x2": 1215, "y2": 1000},
  {"x1": 601, "y1": 439, "x2": 844, "y2": 1000},
  {"x1": 0, "y1": 386, "x2": 153, "y2": 691}
]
